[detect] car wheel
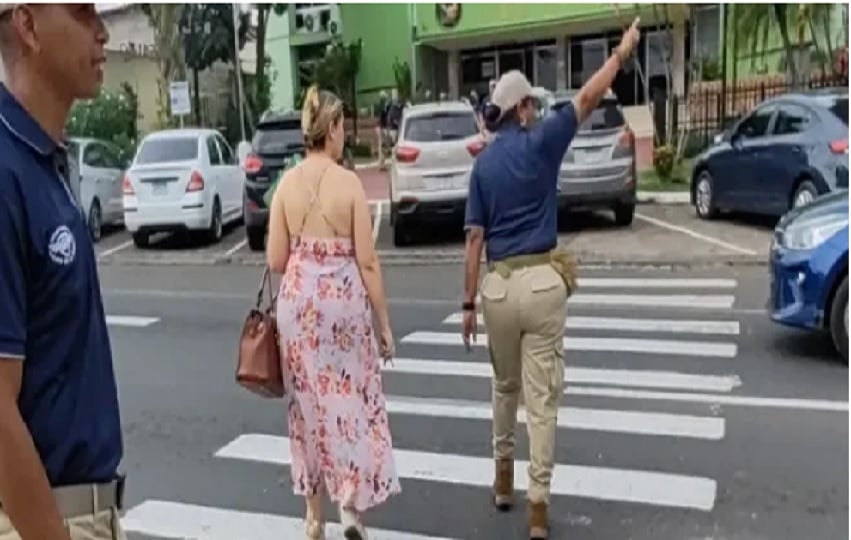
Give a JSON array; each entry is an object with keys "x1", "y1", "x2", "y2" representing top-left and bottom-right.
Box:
[
  {"x1": 88, "y1": 199, "x2": 102, "y2": 242},
  {"x1": 207, "y1": 197, "x2": 223, "y2": 243},
  {"x1": 132, "y1": 232, "x2": 149, "y2": 248},
  {"x1": 613, "y1": 203, "x2": 635, "y2": 226},
  {"x1": 791, "y1": 180, "x2": 818, "y2": 210},
  {"x1": 694, "y1": 171, "x2": 717, "y2": 219},
  {"x1": 247, "y1": 226, "x2": 265, "y2": 252},
  {"x1": 829, "y1": 275, "x2": 848, "y2": 361},
  {"x1": 393, "y1": 220, "x2": 412, "y2": 247}
]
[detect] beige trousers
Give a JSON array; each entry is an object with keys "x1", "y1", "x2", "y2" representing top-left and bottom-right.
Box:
[
  {"x1": 480, "y1": 263, "x2": 567, "y2": 505},
  {"x1": 0, "y1": 507, "x2": 125, "y2": 540}
]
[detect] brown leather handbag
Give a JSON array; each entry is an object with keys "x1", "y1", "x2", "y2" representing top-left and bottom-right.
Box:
[{"x1": 236, "y1": 266, "x2": 285, "y2": 398}]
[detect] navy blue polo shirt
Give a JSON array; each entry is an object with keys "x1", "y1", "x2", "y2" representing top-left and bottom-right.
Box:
[
  {"x1": 465, "y1": 102, "x2": 579, "y2": 263},
  {"x1": 0, "y1": 84, "x2": 122, "y2": 486}
]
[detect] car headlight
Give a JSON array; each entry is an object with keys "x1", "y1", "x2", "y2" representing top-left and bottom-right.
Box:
[{"x1": 781, "y1": 213, "x2": 848, "y2": 250}]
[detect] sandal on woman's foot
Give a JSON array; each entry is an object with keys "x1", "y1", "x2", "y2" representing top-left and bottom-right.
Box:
[
  {"x1": 305, "y1": 518, "x2": 325, "y2": 540},
  {"x1": 339, "y1": 504, "x2": 367, "y2": 540}
]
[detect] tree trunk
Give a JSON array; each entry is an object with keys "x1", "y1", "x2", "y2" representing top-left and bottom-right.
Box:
[
  {"x1": 255, "y1": 7, "x2": 268, "y2": 106},
  {"x1": 772, "y1": 4, "x2": 799, "y2": 88},
  {"x1": 193, "y1": 67, "x2": 201, "y2": 126}
]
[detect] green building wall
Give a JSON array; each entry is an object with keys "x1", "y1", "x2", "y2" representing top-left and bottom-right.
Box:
[
  {"x1": 266, "y1": 11, "x2": 296, "y2": 112},
  {"x1": 414, "y1": 3, "x2": 651, "y2": 40},
  {"x1": 340, "y1": 3, "x2": 413, "y2": 102}
]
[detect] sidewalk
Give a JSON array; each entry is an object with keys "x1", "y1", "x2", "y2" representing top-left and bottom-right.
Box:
[{"x1": 357, "y1": 165, "x2": 692, "y2": 205}]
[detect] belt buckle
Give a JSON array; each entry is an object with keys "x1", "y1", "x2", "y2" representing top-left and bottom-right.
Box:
[{"x1": 115, "y1": 473, "x2": 126, "y2": 510}]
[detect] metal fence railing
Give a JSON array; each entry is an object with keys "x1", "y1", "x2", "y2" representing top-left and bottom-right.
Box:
[{"x1": 655, "y1": 72, "x2": 849, "y2": 157}]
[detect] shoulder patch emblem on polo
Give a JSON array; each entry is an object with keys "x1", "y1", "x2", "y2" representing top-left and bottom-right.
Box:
[{"x1": 48, "y1": 225, "x2": 76, "y2": 266}]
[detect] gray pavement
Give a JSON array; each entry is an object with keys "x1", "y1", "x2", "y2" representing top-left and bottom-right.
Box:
[
  {"x1": 93, "y1": 202, "x2": 776, "y2": 268},
  {"x1": 97, "y1": 263, "x2": 847, "y2": 540}
]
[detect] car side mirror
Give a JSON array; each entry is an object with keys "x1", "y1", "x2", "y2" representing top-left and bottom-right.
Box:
[{"x1": 236, "y1": 140, "x2": 251, "y2": 168}]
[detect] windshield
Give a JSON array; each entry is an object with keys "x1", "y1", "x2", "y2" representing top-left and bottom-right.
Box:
[
  {"x1": 135, "y1": 137, "x2": 198, "y2": 164},
  {"x1": 253, "y1": 120, "x2": 304, "y2": 154},
  {"x1": 404, "y1": 112, "x2": 479, "y2": 142}
]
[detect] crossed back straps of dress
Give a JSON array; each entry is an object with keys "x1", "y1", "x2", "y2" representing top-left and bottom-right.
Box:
[{"x1": 294, "y1": 161, "x2": 340, "y2": 238}]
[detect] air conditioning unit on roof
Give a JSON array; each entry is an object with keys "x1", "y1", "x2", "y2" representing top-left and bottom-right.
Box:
[{"x1": 294, "y1": 4, "x2": 341, "y2": 37}]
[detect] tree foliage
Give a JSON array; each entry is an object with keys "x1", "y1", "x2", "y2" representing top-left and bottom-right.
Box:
[
  {"x1": 67, "y1": 84, "x2": 139, "y2": 162},
  {"x1": 180, "y1": 4, "x2": 251, "y2": 73},
  {"x1": 140, "y1": 3, "x2": 187, "y2": 127}
]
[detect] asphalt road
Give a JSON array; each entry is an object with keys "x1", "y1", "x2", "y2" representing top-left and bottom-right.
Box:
[
  {"x1": 98, "y1": 263, "x2": 848, "y2": 540},
  {"x1": 92, "y1": 202, "x2": 775, "y2": 268}
]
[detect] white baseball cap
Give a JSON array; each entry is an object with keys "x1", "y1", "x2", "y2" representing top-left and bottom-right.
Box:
[{"x1": 491, "y1": 70, "x2": 535, "y2": 120}]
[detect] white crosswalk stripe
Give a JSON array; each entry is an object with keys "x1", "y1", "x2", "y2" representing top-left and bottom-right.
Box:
[{"x1": 118, "y1": 273, "x2": 743, "y2": 538}]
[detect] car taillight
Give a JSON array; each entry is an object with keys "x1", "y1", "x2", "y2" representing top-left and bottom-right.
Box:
[
  {"x1": 244, "y1": 153, "x2": 263, "y2": 174},
  {"x1": 618, "y1": 126, "x2": 635, "y2": 149},
  {"x1": 186, "y1": 171, "x2": 205, "y2": 192},
  {"x1": 122, "y1": 174, "x2": 134, "y2": 195},
  {"x1": 467, "y1": 140, "x2": 485, "y2": 157},
  {"x1": 829, "y1": 139, "x2": 848, "y2": 154},
  {"x1": 396, "y1": 146, "x2": 420, "y2": 163}
]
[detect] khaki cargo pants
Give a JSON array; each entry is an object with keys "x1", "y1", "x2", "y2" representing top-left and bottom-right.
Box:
[
  {"x1": 481, "y1": 262, "x2": 567, "y2": 505},
  {"x1": 0, "y1": 508, "x2": 125, "y2": 540}
]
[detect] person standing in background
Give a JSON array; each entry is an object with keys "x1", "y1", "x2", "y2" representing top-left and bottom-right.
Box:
[
  {"x1": 0, "y1": 3, "x2": 126, "y2": 539},
  {"x1": 460, "y1": 19, "x2": 641, "y2": 540}
]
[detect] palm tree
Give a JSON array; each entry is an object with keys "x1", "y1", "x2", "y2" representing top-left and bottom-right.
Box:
[{"x1": 734, "y1": 3, "x2": 842, "y2": 88}]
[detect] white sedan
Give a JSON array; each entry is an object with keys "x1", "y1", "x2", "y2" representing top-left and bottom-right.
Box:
[{"x1": 123, "y1": 129, "x2": 245, "y2": 247}]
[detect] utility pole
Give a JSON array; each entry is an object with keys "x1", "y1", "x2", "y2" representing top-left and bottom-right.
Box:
[{"x1": 232, "y1": 2, "x2": 246, "y2": 142}]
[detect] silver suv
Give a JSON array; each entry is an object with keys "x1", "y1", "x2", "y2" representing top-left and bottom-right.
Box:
[
  {"x1": 548, "y1": 90, "x2": 637, "y2": 226},
  {"x1": 389, "y1": 101, "x2": 484, "y2": 246}
]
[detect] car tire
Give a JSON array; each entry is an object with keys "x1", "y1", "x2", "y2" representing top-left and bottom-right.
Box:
[
  {"x1": 132, "y1": 232, "x2": 149, "y2": 248},
  {"x1": 694, "y1": 170, "x2": 718, "y2": 220},
  {"x1": 791, "y1": 179, "x2": 818, "y2": 210},
  {"x1": 393, "y1": 220, "x2": 412, "y2": 247},
  {"x1": 88, "y1": 199, "x2": 102, "y2": 242},
  {"x1": 247, "y1": 226, "x2": 266, "y2": 252},
  {"x1": 207, "y1": 197, "x2": 223, "y2": 243},
  {"x1": 613, "y1": 203, "x2": 635, "y2": 226},
  {"x1": 829, "y1": 275, "x2": 848, "y2": 361}
]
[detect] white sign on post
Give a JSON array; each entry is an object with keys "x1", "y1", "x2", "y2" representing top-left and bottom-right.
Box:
[{"x1": 169, "y1": 81, "x2": 191, "y2": 117}]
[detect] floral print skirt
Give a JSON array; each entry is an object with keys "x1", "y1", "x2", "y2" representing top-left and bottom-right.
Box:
[{"x1": 276, "y1": 236, "x2": 400, "y2": 512}]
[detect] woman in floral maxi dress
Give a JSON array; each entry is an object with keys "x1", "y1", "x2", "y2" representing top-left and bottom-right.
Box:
[{"x1": 266, "y1": 85, "x2": 400, "y2": 540}]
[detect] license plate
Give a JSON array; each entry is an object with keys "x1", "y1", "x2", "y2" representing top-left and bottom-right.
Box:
[
  {"x1": 427, "y1": 176, "x2": 453, "y2": 190},
  {"x1": 152, "y1": 182, "x2": 168, "y2": 195},
  {"x1": 577, "y1": 149, "x2": 603, "y2": 164}
]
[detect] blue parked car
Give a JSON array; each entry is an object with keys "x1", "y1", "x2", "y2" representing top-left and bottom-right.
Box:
[
  {"x1": 692, "y1": 88, "x2": 848, "y2": 219},
  {"x1": 769, "y1": 190, "x2": 848, "y2": 358}
]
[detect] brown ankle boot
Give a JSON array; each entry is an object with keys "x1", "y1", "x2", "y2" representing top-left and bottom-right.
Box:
[
  {"x1": 492, "y1": 459, "x2": 514, "y2": 511},
  {"x1": 527, "y1": 501, "x2": 549, "y2": 539}
]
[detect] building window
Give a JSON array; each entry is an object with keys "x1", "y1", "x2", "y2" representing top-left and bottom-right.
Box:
[{"x1": 691, "y1": 5, "x2": 721, "y2": 63}]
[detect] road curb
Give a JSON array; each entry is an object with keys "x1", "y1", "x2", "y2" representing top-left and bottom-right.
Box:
[
  {"x1": 636, "y1": 191, "x2": 691, "y2": 205},
  {"x1": 98, "y1": 251, "x2": 767, "y2": 270}
]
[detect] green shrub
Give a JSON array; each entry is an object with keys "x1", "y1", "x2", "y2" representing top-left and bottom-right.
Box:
[{"x1": 653, "y1": 145, "x2": 675, "y2": 182}]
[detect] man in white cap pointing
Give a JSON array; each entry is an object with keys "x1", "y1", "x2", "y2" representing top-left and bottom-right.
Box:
[
  {"x1": 0, "y1": 4, "x2": 125, "y2": 539},
  {"x1": 461, "y1": 18, "x2": 641, "y2": 540}
]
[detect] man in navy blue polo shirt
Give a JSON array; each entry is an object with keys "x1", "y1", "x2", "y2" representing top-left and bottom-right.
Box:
[
  {"x1": 0, "y1": 4, "x2": 125, "y2": 539},
  {"x1": 461, "y1": 19, "x2": 641, "y2": 540}
]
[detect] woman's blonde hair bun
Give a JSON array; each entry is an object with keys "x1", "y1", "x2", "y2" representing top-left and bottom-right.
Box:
[{"x1": 300, "y1": 85, "x2": 343, "y2": 150}]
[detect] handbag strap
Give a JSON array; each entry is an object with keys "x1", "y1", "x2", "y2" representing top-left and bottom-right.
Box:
[{"x1": 255, "y1": 265, "x2": 276, "y2": 310}]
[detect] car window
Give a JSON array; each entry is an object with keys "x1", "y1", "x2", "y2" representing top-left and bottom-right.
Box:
[
  {"x1": 579, "y1": 100, "x2": 624, "y2": 132},
  {"x1": 829, "y1": 97, "x2": 848, "y2": 125},
  {"x1": 206, "y1": 136, "x2": 222, "y2": 165},
  {"x1": 216, "y1": 135, "x2": 235, "y2": 164},
  {"x1": 737, "y1": 105, "x2": 775, "y2": 139},
  {"x1": 252, "y1": 120, "x2": 304, "y2": 154},
  {"x1": 99, "y1": 143, "x2": 123, "y2": 169},
  {"x1": 773, "y1": 103, "x2": 812, "y2": 135},
  {"x1": 83, "y1": 143, "x2": 106, "y2": 168},
  {"x1": 404, "y1": 111, "x2": 479, "y2": 142},
  {"x1": 135, "y1": 137, "x2": 199, "y2": 164}
]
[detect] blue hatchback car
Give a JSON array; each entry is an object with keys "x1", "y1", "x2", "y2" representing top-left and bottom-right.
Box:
[{"x1": 769, "y1": 190, "x2": 848, "y2": 358}]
